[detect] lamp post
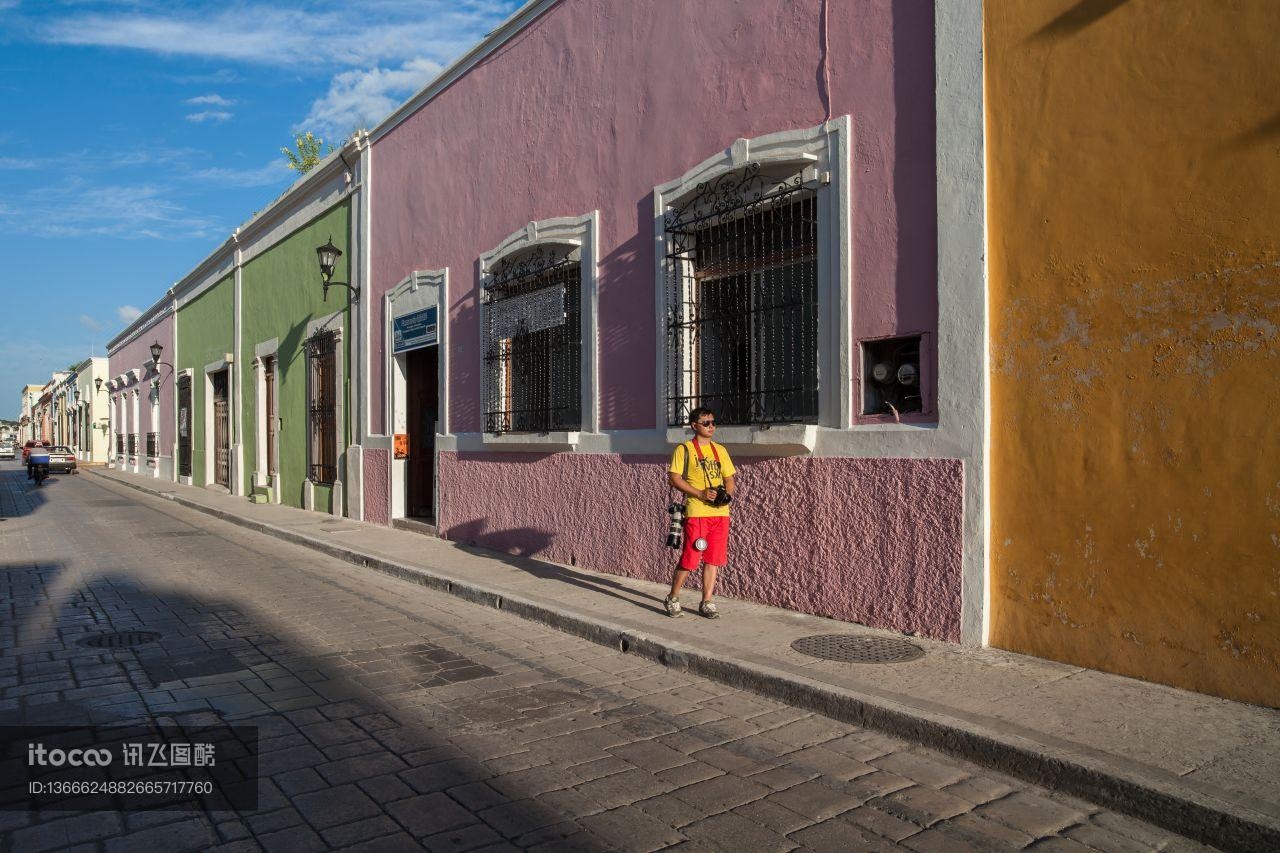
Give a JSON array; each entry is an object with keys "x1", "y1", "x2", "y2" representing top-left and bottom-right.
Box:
[
  {"x1": 315, "y1": 237, "x2": 358, "y2": 302},
  {"x1": 149, "y1": 341, "x2": 174, "y2": 371}
]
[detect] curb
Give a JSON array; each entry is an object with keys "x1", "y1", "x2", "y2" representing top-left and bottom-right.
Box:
[{"x1": 89, "y1": 470, "x2": 1278, "y2": 851}]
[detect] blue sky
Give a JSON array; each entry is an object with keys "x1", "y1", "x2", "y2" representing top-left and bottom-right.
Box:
[{"x1": 0, "y1": 0, "x2": 522, "y2": 418}]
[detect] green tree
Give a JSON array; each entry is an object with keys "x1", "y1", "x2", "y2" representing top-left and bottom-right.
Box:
[{"x1": 281, "y1": 132, "x2": 332, "y2": 175}]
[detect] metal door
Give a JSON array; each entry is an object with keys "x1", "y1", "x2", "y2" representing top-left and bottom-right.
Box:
[{"x1": 213, "y1": 371, "x2": 230, "y2": 488}]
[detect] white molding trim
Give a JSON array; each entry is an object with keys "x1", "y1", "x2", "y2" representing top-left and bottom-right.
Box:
[
  {"x1": 203, "y1": 358, "x2": 233, "y2": 490},
  {"x1": 176, "y1": 367, "x2": 193, "y2": 485},
  {"x1": 105, "y1": 297, "x2": 175, "y2": 354},
  {"x1": 304, "y1": 312, "x2": 346, "y2": 516},
  {"x1": 251, "y1": 338, "x2": 281, "y2": 498},
  {"x1": 386, "y1": 268, "x2": 449, "y2": 521},
  {"x1": 935, "y1": 0, "x2": 988, "y2": 646},
  {"x1": 478, "y1": 211, "x2": 600, "y2": 450},
  {"x1": 653, "y1": 117, "x2": 852, "y2": 439}
]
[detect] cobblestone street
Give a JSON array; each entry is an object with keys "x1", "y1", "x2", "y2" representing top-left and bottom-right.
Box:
[{"x1": 0, "y1": 465, "x2": 1210, "y2": 852}]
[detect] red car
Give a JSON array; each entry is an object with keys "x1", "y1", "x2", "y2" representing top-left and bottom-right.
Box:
[{"x1": 22, "y1": 440, "x2": 47, "y2": 462}]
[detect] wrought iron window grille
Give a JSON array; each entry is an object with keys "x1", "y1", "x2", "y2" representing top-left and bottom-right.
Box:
[
  {"x1": 116, "y1": 433, "x2": 124, "y2": 454},
  {"x1": 664, "y1": 162, "x2": 822, "y2": 428},
  {"x1": 145, "y1": 432, "x2": 158, "y2": 459},
  {"x1": 305, "y1": 329, "x2": 339, "y2": 486},
  {"x1": 483, "y1": 246, "x2": 582, "y2": 435},
  {"x1": 127, "y1": 433, "x2": 138, "y2": 456},
  {"x1": 177, "y1": 376, "x2": 192, "y2": 477}
]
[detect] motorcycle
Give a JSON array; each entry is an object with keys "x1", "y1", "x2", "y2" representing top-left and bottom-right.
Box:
[{"x1": 27, "y1": 448, "x2": 50, "y2": 486}]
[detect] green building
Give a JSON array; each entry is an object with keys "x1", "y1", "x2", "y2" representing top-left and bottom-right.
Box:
[{"x1": 172, "y1": 137, "x2": 365, "y2": 515}]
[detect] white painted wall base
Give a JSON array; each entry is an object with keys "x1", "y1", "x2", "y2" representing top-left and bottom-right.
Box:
[{"x1": 346, "y1": 446, "x2": 363, "y2": 521}]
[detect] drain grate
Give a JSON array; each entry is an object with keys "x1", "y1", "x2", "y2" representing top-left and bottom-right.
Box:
[
  {"x1": 152, "y1": 530, "x2": 207, "y2": 537},
  {"x1": 77, "y1": 631, "x2": 162, "y2": 649},
  {"x1": 791, "y1": 634, "x2": 924, "y2": 664},
  {"x1": 85, "y1": 500, "x2": 134, "y2": 507}
]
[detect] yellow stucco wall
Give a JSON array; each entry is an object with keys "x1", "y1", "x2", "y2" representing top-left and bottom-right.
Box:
[{"x1": 985, "y1": 0, "x2": 1280, "y2": 707}]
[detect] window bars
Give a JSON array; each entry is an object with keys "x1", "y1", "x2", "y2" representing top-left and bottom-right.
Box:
[
  {"x1": 483, "y1": 246, "x2": 582, "y2": 434},
  {"x1": 177, "y1": 376, "x2": 192, "y2": 477},
  {"x1": 145, "y1": 432, "x2": 158, "y2": 459},
  {"x1": 116, "y1": 433, "x2": 124, "y2": 455},
  {"x1": 664, "y1": 162, "x2": 820, "y2": 427},
  {"x1": 127, "y1": 433, "x2": 138, "y2": 456},
  {"x1": 305, "y1": 329, "x2": 339, "y2": 485}
]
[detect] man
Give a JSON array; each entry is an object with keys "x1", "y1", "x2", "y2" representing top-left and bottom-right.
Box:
[{"x1": 665, "y1": 406, "x2": 735, "y2": 618}]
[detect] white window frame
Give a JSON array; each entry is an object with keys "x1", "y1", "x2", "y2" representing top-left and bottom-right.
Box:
[
  {"x1": 176, "y1": 368, "x2": 194, "y2": 485},
  {"x1": 203, "y1": 356, "x2": 233, "y2": 490},
  {"x1": 653, "y1": 117, "x2": 852, "y2": 453},
  {"x1": 302, "y1": 312, "x2": 345, "y2": 516},
  {"x1": 478, "y1": 212, "x2": 600, "y2": 451},
  {"x1": 252, "y1": 338, "x2": 281, "y2": 501}
]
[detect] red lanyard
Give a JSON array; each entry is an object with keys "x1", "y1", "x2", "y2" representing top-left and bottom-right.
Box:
[{"x1": 691, "y1": 440, "x2": 722, "y2": 485}]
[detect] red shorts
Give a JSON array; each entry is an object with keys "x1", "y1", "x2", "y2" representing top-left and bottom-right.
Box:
[{"x1": 679, "y1": 516, "x2": 730, "y2": 570}]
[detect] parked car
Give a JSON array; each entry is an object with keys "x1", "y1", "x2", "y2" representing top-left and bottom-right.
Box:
[
  {"x1": 0, "y1": 441, "x2": 14, "y2": 460},
  {"x1": 22, "y1": 440, "x2": 46, "y2": 462},
  {"x1": 47, "y1": 446, "x2": 77, "y2": 474}
]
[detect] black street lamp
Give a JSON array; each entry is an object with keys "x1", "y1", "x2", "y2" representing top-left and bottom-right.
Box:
[
  {"x1": 149, "y1": 341, "x2": 173, "y2": 374},
  {"x1": 315, "y1": 237, "x2": 358, "y2": 302},
  {"x1": 95, "y1": 377, "x2": 103, "y2": 393}
]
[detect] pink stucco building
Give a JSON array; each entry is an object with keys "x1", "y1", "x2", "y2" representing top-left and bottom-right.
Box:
[
  {"x1": 355, "y1": 0, "x2": 986, "y2": 643},
  {"x1": 107, "y1": 299, "x2": 176, "y2": 481}
]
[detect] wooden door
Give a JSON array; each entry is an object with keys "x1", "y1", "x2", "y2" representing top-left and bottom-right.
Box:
[{"x1": 264, "y1": 357, "x2": 277, "y2": 476}]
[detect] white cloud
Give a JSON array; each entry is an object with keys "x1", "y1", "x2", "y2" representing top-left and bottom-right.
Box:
[
  {"x1": 36, "y1": 2, "x2": 512, "y2": 68},
  {"x1": 190, "y1": 160, "x2": 290, "y2": 188},
  {"x1": 117, "y1": 305, "x2": 143, "y2": 324},
  {"x1": 186, "y1": 110, "x2": 232, "y2": 123},
  {"x1": 300, "y1": 58, "x2": 443, "y2": 140},
  {"x1": 78, "y1": 314, "x2": 103, "y2": 333},
  {"x1": 0, "y1": 156, "x2": 39, "y2": 170},
  {"x1": 185, "y1": 93, "x2": 234, "y2": 107},
  {"x1": 0, "y1": 177, "x2": 223, "y2": 240}
]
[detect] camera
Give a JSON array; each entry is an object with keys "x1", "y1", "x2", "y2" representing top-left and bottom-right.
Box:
[
  {"x1": 665, "y1": 501, "x2": 686, "y2": 549},
  {"x1": 711, "y1": 485, "x2": 732, "y2": 507}
]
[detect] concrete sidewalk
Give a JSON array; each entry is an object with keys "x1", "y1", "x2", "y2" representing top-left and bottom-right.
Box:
[{"x1": 86, "y1": 467, "x2": 1278, "y2": 851}]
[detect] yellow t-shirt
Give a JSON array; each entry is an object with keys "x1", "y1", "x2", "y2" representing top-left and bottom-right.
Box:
[{"x1": 669, "y1": 439, "x2": 736, "y2": 518}]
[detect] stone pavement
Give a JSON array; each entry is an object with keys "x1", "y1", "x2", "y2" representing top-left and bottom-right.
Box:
[{"x1": 0, "y1": 463, "x2": 1266, "y2": 850}]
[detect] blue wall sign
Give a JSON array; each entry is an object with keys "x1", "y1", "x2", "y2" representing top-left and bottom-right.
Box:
[{"x1": 393, "y1": 307, "x2": 438, "y2": 353}]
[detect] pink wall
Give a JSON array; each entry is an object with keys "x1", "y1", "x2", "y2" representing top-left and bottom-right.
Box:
[
  {"x1": 362, "y1": 449, "x2": 391, "y2": 525},
  {"x1": 368, "y1": 0, "x2": 936, "y2": 432},
  {"x1": 108, "y1": 311, "x2": 175, "y2": 451},
  {"x1": 439, "y1": 453, "x2": 963, "y2": 640}
]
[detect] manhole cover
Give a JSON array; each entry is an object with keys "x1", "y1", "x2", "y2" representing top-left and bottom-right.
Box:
[
  {"x1": 77, "y1": 631, "x2": 162, "y2": 649},
  {"x1": 791, "y1": 634, "x2": 924, "y2": 663}
]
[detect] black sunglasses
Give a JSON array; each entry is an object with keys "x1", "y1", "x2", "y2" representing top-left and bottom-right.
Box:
[{"x1": 696, "y1": 420, "x2": 716, "y2": 426}]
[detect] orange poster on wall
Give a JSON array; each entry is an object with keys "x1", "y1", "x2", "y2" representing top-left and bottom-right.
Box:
[{"x1": 393, "y1": 433, "x2": 409, "y2": 459}]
